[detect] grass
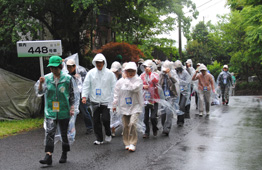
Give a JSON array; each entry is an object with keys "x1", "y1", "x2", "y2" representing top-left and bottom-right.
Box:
[{"x1": 0, "y1": 118, "x2": 44, "y2": 138}]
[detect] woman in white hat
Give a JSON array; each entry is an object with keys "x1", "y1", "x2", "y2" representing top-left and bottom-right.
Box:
[{"x1": 192, "y1": 64, "x2": 215, "y2": 116}]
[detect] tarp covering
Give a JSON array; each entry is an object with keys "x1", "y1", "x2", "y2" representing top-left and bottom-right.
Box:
[{"x1": 0, "y1": 68, "x2": 42, "y2": 120}]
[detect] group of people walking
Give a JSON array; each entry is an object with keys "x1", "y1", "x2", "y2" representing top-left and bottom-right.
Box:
[{"x1": 35, "y1": 54, "x2": 235, "y2": 165}]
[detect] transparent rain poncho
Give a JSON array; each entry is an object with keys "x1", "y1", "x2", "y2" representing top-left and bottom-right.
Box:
[
  {"x1": 175, "y1": 67, "x2": 192, "y2": 115},
  {"x1": 62, "y1": 53, "x2": 88, "y2": 93},
  {"x1": 157, "y1": 68, "x2": 181, "y2": 119},
  {"x1": 35, "y1": 71, "x2": 80, "y2": 145}
]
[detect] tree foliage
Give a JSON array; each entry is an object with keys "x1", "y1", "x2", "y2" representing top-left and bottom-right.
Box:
[{"x1": 93, "y1": 42, "x2": 145, "y2": 67}]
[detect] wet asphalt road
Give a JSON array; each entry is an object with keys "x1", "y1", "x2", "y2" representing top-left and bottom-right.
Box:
[{"x1": 0, "y1": 96, "x2": 262, "y2": 170}]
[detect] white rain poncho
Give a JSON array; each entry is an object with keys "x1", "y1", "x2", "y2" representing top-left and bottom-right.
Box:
[
  {"x1": 82, "y1": 53, "x2": 116, "y2": 110},
  {"x1": 34, "y1": 71, "x2": 80, "y2": 145},
  {"x1": 112, "y1": 62, "x2": 144, "y2": 132},
  {"x1": 113, "y1": 65, "x2": 143, "y2": 115}
]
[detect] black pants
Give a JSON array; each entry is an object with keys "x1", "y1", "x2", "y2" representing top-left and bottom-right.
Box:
[
  {"x1": 45, "y1": 118, "x2": 70, "y2": 153},
  {"x1": 144, "y1": 103, "x2": 159, "y2": 135},
  {"x1": 195, "y1": 92, "x2": 198, "y2": 108},
  {"x1": 92, "y1": 104, "x2": 111, "y2": 142}
]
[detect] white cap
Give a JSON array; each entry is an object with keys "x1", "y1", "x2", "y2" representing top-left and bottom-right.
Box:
[
  {"x1": 197, "y1": 63, "x2": 201, "y2": 66},
  {"x1": 66, "y1": 59, "x2": 75, "y2": 66},
  {"x1": 143, "y1": 60, "x2": 154, "y2": 67},
  {"x1": 174, "y1": 60, "x2": 183, "y2": 69},
  {"x1": 124, "y1": 62, "x2": 137, "y2": 71},
  {"x1": 110, "y1": 61, "x2": 122, "y2": 72},
  {"x1": 223, "y1": 65, "x2": 228, "y2": 69},
  {"x1": 161, "y1": 60, "x2": 171, "y2": 72},
  {"x1": 199, "y1": 64, "x2": 207, "y2": 71}
]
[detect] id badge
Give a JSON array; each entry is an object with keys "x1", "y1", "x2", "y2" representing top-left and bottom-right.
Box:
[
  {"x1": 180, "y1": 86, "x2": 184, "y2": 92},
  {"x1": 125, "y1": 97, "x2": 132, "y2": 105},
  {"x1": 52, "y1": 101, "x2": 60, "y2": 112},
  {"x1": 223, "y1": 75, "x2": 227, "y2": 84},
  {"x1": 145, "y1": 91, "x2": 151, "y2": 100},
  {"x1": 96, "y1": 89, "x2": 101, "y2": 95},
  {"x1": 203, "y1": 86, "x2": 208, "y2": 91},
  {"x1": 164, "y1": 90, "x2": 170, "y2": 97}
]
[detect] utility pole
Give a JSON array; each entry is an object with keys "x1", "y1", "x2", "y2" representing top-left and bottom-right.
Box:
[{"x1": 178, "y1": 17, "x2": 182, "y2": 58}]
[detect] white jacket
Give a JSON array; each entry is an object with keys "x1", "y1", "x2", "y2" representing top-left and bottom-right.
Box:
[
  {"x1": 113, "y1": 75, "x2": 143, "y2": 115},
  {"x1": 82, "y1": 53, "x2": 116, "y2": 105}
]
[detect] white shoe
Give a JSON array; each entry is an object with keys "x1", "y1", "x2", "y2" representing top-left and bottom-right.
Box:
[
  {"x1": 105, "y1": 135, "x2": 112, "y2": 142},
  {"x1": 94, "y1": 140, "x2": 103, "y2": 145},
  {"x1": 206, "y1": 112, "x2": 210, "y2": 117},
  {"x1": 129, "y1": 144, "x2": 136, "y2": 152},
  {"x1": 199, "y1": 112, "x2": 203, "y2": 116},
  {"x1": 125, "y1": 145, "x2": 130, "y2": 150}
]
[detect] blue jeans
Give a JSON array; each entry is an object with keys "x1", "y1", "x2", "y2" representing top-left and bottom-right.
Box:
[{"x1": 79, "y1": 101, "x2": 93, "y2": 130}]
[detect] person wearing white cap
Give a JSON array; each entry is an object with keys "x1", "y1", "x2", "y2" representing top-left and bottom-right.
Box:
[
  {"x1": 159, "y1": 60, "x2": 179, "y2": 135},
  {"x1": 192, "y1": 64, "x2": 215, "y2": 116},
  {"x1": 82, "y1": 53, "x2": 117, "y2": 145},
  {"x1": 194, "y1": 63, "x2": 202, "y2": 109},
  {"x1": 174, "y1": 60, "x2": 191, "y2": 126},
  {"x1": 66, "y1": 59, "x2": 94, "y2": 135},
  {"x1": 110, "y1": 61, "x2": 122, "y2": 136},
  {"x1": 110, "y1": 61, "x2": 122, "y2": 80},
  {"x1": 140, "y1": 59, "x2": 160, "y2": 138},
  {"x1": 112, "y1": 62, "x2": 143, "y2": 152},
  {"x1": 185, "y1": 59, "x2": 196, "y2": 118},
  {"x1": 216, "y1": 65, "x2": 233, "y2": 105}
]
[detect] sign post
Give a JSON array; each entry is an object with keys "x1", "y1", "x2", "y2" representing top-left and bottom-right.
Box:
[{"x1": 16, "y1": 40, "x2": 62, "y2": 77}]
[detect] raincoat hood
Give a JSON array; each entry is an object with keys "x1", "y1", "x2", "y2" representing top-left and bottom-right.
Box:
[
  {"x1": 185, "y1": 59, "x2": 193, "y2": 66},
  {"x1": 161, "y1": 60, "x2": 172, "y2": 72},
  {"x1": 92, "y1": 53, "x2": 107, "y2": 70}
]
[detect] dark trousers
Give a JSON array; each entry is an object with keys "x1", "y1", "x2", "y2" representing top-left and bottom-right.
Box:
[
  {"x1": 195, "y1": 92, "x2": 198, "y2": 108},
  {"x1": 144, "y1": 103, "x2": 159, "y2": 135},
  {"x1": 79, "y1": 101, "x2": 93, "y2": 130},
  {"x1": 45, "y1": 118, "x2": 70, "y2": 153},
  {"x1": 93, "y1": 104, "x2": 111, "y2": 142}
]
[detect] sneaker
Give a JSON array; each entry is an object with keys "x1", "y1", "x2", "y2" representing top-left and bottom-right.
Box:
[
  {"x1": 125, "y1": 145, "x2": 130, "y2": 150},
  {"x1": 199, "y1": 112, "x2": 203, "y2": 116},
  {"x1": 105, "y1": 135, "x2": 112, "y2": 142},
  {"x1": 129, "y1": 144, "x2": 136, "y2": 152},
  {"x1": 143, "y1": 134, "x2": 149, "y2": 138},
  {"x1": 94, "y1": 140, "x2": 103, "y2": 145}
]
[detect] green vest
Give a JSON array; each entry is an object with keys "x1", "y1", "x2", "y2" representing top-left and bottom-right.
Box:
[{"x1": 44, "y1": 71, "x2": 72, "y2": 119}]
